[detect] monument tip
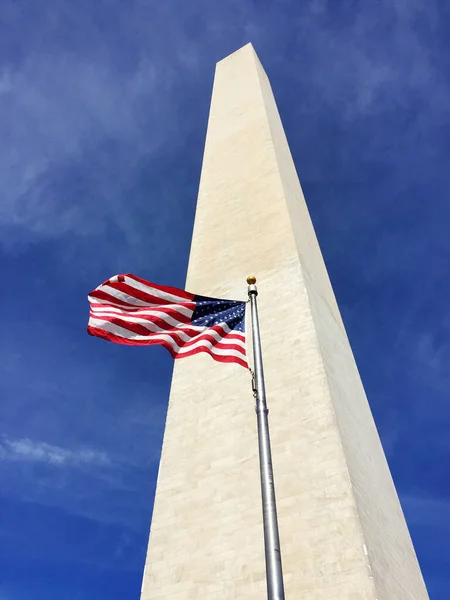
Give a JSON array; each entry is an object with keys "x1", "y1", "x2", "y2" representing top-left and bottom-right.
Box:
[
  {"x1": 217, "y1": 42, "x2": 260, "y2": 66},
  {"x1": 247, "y1": 276, "x2": 257, "y2": 285}
]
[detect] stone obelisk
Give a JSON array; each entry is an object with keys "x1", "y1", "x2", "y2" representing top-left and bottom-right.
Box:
[{"x1": 140, "y1": 44, "x2": 428, "y2": 600}]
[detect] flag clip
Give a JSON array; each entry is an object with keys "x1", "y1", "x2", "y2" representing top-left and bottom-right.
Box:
[{"x1": 250, "y1": 369, "x2": 257, "y2": 398}]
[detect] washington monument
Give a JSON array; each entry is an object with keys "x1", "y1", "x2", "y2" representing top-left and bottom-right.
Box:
[{"x1": 140, "y1": 44, "x2": 428, "y2": 599}]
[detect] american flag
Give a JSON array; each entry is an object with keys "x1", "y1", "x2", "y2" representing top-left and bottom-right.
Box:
[{"x1": 87, "y1": 274, "x2": 248, "y2": 368}]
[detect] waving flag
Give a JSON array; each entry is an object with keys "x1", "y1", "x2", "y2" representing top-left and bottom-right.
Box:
[{"x1": 88, "y1": 274, "x2": 248, "y2": 368}]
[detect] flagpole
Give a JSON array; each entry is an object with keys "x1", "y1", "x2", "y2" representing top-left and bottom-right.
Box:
[{"x1": 247, "y1": 276, "x2": 285, "y2": 600}]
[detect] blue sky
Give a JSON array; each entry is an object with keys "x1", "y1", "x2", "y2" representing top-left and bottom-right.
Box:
[{"x1": 1, "y1": 0, "x2": 449, "y2": 597}]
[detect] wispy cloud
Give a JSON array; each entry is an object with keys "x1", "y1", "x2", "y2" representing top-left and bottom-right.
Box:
[
  {"x1": 0, "y1": 437, "x2": 110, "y2": 467},
  {"x1": 0, "y1": 54, "x2": 165, "y2": 244},
  {"x1": 0, "y1": 3, "x2": 206, "y2": 252}
]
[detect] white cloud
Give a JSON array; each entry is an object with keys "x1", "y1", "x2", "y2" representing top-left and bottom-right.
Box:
[
  {"x1": 0, "y1": 22, "x2": 203, "y2": 251},
  {"x1": 0, "y1": 54, "x2": 163, "y2": 242},
  {"x1": 0, "y1": 437, "x2": 110, "y2": 467}
]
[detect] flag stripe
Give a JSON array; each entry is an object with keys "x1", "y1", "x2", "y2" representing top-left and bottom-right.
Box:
[
  {"x1": 90, "y1": 308, "x2": 193, "y2": 329},
  {"x1": 121, "y1": 275, "x2": 194, "y2": 304},
  {"x1": 97, "y1": 285, "x2": 158, "y2": 307},
  {"x1": 89, "y1": 302, "x2": 195, "y2": 318},
  {"x1": 88, "y1": 316, "x2": 246, "y2": 352},
  {"x1": 88, "y1": 320, "x2": 246, "y2": 356},
  {"x1": 89, "y1": 310, "x2": 246, "y2": 341},
  {"x1": 106, "y1": 281, "x2": 184, "y2": 307},
  {"x1": 87, "y1": 326, "x2": 248, "y2": 368},
  {"x1": 125, "y1": 274, "x2": 194, "y2": 302}
]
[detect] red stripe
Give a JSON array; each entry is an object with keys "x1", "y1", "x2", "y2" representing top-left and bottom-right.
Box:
[
  {"x1": 89, "y1": 318, "x2": 246, "y2": 356},
  {"x1": 221, "y1": 331, "x2": 246, "y2": 341},
  {"x1": 189, "y1": 322, "x2": 245, "y2": 341},
  {"x1": 181, "y1": 331, "x2": 246, "y2": 354},
  {"x1": 89, "y1": 302, "x2": 195, "y2": 316},
  {"x1": 90, "y1": 287, "x2": 194, "y2": 310},
  {"x1": 155, "y1": 329, "x2": 246, "y2": 355},
  {"x1": 90, "y1": 308, "x2": 192, "y2": 328},
  {"x1": 125, "y1": 274, "x2": 194, "y2": 301},
  {"x1": 91, "y1": 317, "x2": 160, "y2": 338},
  {"x1": 87, "y1": 326, "x2": 248, "y2": 368},
  {"x1": 91, "y1": 315, "x2": 196, "y2": 338},
  {"x1": 89, "y1": 313, "x2": 244, "y2": 342},
  {"x1": 89, "y1": 289, "x2": 136, "y2": 307},
  {"x1": 169, "y1": 344, "x2": 248, "y2": 368},
  {"x1": 106, "y1": 281, "x2": 186, "y2": 307}
]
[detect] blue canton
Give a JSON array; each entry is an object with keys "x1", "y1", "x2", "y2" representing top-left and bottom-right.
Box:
[{"x1": 192, "y1": 295, "x2": 246, "y2": 332}]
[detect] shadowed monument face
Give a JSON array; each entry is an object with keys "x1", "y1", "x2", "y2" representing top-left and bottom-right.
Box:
[{"x1": 139, "y1": 43, "x2": 429, "y2": 600}]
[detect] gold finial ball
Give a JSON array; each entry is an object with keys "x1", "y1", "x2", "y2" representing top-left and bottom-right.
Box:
[{"x1": 247, "y1": 275, "x2": 257, "y2": 285}]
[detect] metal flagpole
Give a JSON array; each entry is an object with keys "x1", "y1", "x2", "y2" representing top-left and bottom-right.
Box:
[{"x1": 247, "y1": 275, "x2": 285, "y2": 600}]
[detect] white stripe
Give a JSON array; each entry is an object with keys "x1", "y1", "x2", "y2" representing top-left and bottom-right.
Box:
[
  {"x1": 192, "y1": 329, "x2": 246, "y2": 350},
  {"x1": 89, "y1": 311, "x2": 245, "y2": 345},
  {"x1": 90, "y1": 304, "x2": 194, "y2": 320},
  {"x1": 100, "y1": 285, "x2": 156, "y2": 307},
  {"x1": 89, "y1": 319, "x2": 247, "y2": 356},
  {"x1": 90, "y1": 309, "x2": 192, "y2": 330},
  {"x1": 88, "y1": 296, "x2": 143, "y2": 311},
  {"x1": 180, "y1": 338, "x2": 246, "y2": 357},
  {"x1": 101, "y1": 276, "x2": 190, "y2": 306},
  {"x1": 89, "y1": 317, "x2": 246, "y2": 350},
  {"x1": 88, "y1": 295, "x2": 192, "y2": 312},
  {"x1": 89, "y1": 314, "x2": 203, "y2": 335},
  {"x1": 88, "y1": 294, "x2": 159, "y2": 310},
  {"x1": 123, "y1": 275, "x2": 190, "y2": 304}
]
